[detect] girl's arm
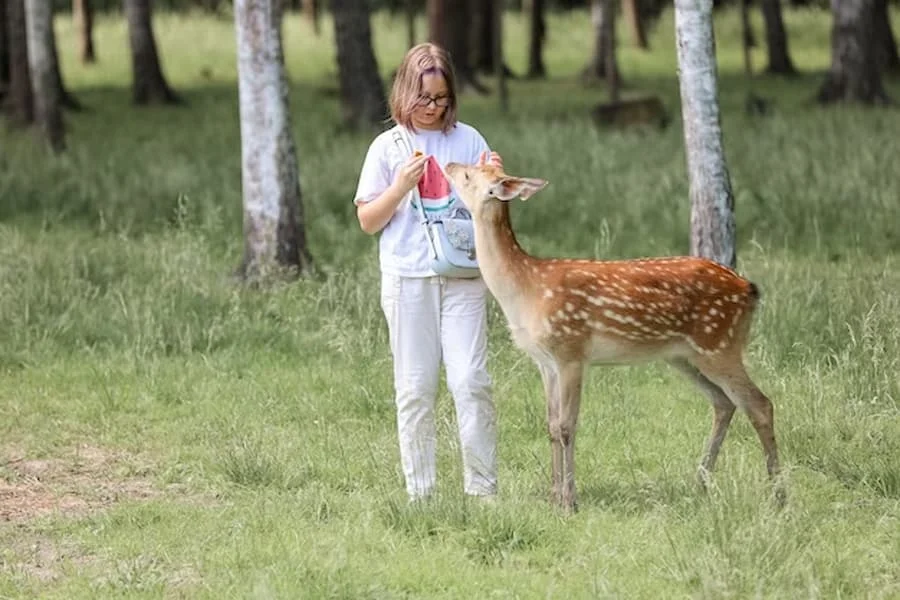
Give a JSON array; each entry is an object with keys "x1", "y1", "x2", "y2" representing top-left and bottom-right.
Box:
[{"x1": 356, "y1": 153, "x2": 430, "y2": 235}]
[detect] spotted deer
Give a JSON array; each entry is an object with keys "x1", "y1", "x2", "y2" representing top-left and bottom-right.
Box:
[{"x1": 445, "y1": 162, "x2": 782, "y2": 512}]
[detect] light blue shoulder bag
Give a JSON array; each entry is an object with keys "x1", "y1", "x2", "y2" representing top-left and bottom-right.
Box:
[{"x1": 391, "y1": 128, "x2": 480, "y2": 279}]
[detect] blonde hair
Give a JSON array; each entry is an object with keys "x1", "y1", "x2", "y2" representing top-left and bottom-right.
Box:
[{"x1": 390, "y1": 43, "x2": 459, "y2": 133}]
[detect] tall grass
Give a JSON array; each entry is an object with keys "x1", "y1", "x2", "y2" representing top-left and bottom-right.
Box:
[{"x1": 1, "y1": 7, "x2": 899, "y2": 599}]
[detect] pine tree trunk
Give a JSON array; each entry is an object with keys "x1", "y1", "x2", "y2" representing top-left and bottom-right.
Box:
[
  {"x1": 817, "y1": 0, "x2": 890, "y2": 104},
  {"x1": 874, "y1": 0, "x2": 899, "y2": 74},
  {"x1": 25, "y1": 0, "x2": 64, "y2": 152},
  {"x1": 526, "y1": 0, "x2": 546, "y2": 78},
  {"x1": 5, "y1": 0, "x2": 32, "y2": 125},
  {"x1": 73, "y1": 0, "x2": 95, "y2": 63},
  {"x1": 1, "y1": 0, "x2": 9, "y2": 96},
  {"x1": 235, "y1": 0, "x2": 313, "y2": 280},
  {"x1": 583, "y1": 0, "x2": 614, "y2": 81},
  {"x1": 428, "y1": 0, "x2": 486, "y2": 93},
  {"x1": 622, "y1": 0, "x2": 648, "y2": 49},
  {"x1": 761, "y1": 0, "x2": 797, "y2": 74},
  {"x1": 124, "y1": 0, "x2": 178, "y2": 105},
  {"x1": 331, "y1": 0, "x2": 388, "y2": 131},
  {"x1": 674, "y1": 0, "x2": 736, "y2": 269}
]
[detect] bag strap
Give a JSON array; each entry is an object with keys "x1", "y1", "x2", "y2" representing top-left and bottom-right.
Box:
[
  {"x1": 390, "y1": 128, "x2": 429, "y2": 227},
  {"x1": 391, "y1": 127, "x2": 439, "y2": 260}
]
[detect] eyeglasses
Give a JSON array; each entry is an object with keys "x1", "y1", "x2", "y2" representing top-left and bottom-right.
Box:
[{"x1": 415, "y1": 94, "x2": 451, "y2": 108}]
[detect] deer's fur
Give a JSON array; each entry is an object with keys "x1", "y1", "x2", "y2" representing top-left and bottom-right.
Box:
[{"x1": 445, "y1": 162, "x2": 782, "y2": 512}]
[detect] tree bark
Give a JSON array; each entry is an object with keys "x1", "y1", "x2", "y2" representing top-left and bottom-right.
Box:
[
  {"x1": 494, "y1": 0, "x2": 508, "y2": 112},
  {"x1": 73, "y1": 0, "x2": 95, "y2": 64},
  {"x1": 235, "y1": 0, "x2": 313, "y2": 280},
  {"x1": 603, "y1": 0, "x2": 620, "y2": 102},
  {"x1": 124, "y1": 0, "x2": 179, "y2": 105},
  {"x1": 622, "y1": 0, "x2": 648, "y2": 49},
  {"x1": 25, "y1": 0, "x2": 64, "y2": 152},
  {"x1": 817, "y1": 0, "x2": 890, "y2": 104},
  {"x1": 761, "y1": 0, "x2": 797, "y2": 74},
  {"x1": 5, "y1": 0, "x2": 32, "y2": 125},
  {"x1": 428, "y1": 0, "x2": 487, "y2": 93},
  {"x1": 675, "y1": 0, "x2": 736, "y2": 269},
  {"x1": 874, "y1": 0, "x2": 899, "y2": 74},
  {"x1": 582, "y1": 0, "x2": 617, "y2": 81},
  {"x1": 1, "y1": 0, "x2": 9, "y2": 96},
  {"x1": 526, "y1": 0, "x2": 546, "y2": 78},
  {"x1": 331, "y1": 0, "x2": 388, "y2": 131},
  {"x1": 301, "y1": 0, "x2": 319, "y2": 36}
]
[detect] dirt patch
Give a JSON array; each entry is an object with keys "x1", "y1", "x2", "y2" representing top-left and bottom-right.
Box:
[{"x1": 1, "y1": 444, "x2": 161, "y2": 523}]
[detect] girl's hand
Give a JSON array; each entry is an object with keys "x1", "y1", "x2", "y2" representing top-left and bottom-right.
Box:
[
  {"x1": 394, "y1": 153, "x2": 430, "y2": 195},
  {"x1": 478, "y1": 150, "x2": 504, "y2": 170}
]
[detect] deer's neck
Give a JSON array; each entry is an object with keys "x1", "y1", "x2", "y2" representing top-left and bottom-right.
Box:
[{"x1": 474, "y1": 202, "x2": 539, "y2": 311}]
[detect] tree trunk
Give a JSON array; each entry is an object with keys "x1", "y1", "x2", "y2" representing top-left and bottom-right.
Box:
[
  {"x1": 235, "y1": 0, "x2": 314, "y2": 280},
  {"x1": 874, "y1": 0, "x2": 899, "y2": 74},
  {"x1": 73, "y1": 0, "x2": 95, "y2": 64},
  {"x1": 301, "y1": 0, "x2": 319, "y2": 36},
  {"x1": 5, "y1": 0, "x2": 32, "y2": 125},
  {"x1": 817, "y1": 0, "x2": 890, "y2": 104},
  {"x1": 760, "y1": 0, "x2": 797, "y2": 74},
  {"x1": 1, "y1": 0, "x2": 8, "y2": 97},
  {"x1": 493, "y1": 0, "x2": 508, "y2": 112},
  {"x1": 25, "y1": 0, "x2": 64, "y2": 152},
  {"x1": 582, "y1": 0, "x2": 617, "y2": 81},
  {"x1": 526, "y1": 0, "x2": 546, "y2": 78},
  {"x1": 406, "y1": 0, "x2": 415, "y2": 48},
  {"x1": 740, "y1": 0, "x2": 753, "y2": 75},
  {"x1": 428, "y1": 0, "x2": 487, "y2": 93},
  {"x1": 603, "y1": 0, "x2": 620, "y2": 102},
  {"x1": 48, "y1": 18, "x2": 81, "y2": 110},
  {"x1": 674, "y1": 0, "x2": 736, "y2": 269},
  {"x1": 331, "y1": 0, "x2": 388, "y2": 131},
  {"x1": 622, "y1": 0, "x2": 648, "y2": 49},
  {"x1": 124, "y1": 0, "x2": 178, "y2": 105}
]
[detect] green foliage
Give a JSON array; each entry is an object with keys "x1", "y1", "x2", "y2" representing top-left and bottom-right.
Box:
[{"x1": 2, "y1": 7, "x2": 900, "y2": 599}]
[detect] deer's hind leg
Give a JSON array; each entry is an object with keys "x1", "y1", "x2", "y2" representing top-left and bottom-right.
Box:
[
  {"x1": 689, "y1": 355, "x2": 784, "y2": 504},
  {"x1": 668, "y1": 358, "x2": 736, "y2": 489}
]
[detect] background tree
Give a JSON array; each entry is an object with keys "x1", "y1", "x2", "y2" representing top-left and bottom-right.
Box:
[
  {"x1": 817, "y1": 0, "x2": 890, "y2": 104},
  {"x1": 874, "y1": 0, "x2": 899, "y2": 74},
  {"x1": 427, "y1": 0, "x2": 486, "y2": 92},
  {"x1": 331, "y1": 0, "x2": 388, "y2": 131},
  {"x1": 235, "y1": 0, "x2": 314, "y2": 280},
  {"x1": 4, "y1": 0, "x2": 32, "y2": 125},
  {"x1": 582, "y1": 0, "x2": 617, "y2": 81},
  {"x1": 761, "y1": 0, "x2": 796, "y2": 74},
  {"x1": 525, "y1": 0, "x2": 547, "y2": 78},
  {"x1": 1, "y1": 0, "x2": 8, "y2": 97},
  {"x1": 675, "y1": 0, "x2": 737, "y2": 268},
  {"x1": 622, "y1": 0, "x2": 648, "y2": 49},
  {"x1": 124, "y1": 0, "x2": 178, "y2": 104},
  {"x1": 73, "y1": 0, "x2": 96, "y2": 64},
  {"x1": 25, "y1": 0, "x2": 64, "y2": 152}
]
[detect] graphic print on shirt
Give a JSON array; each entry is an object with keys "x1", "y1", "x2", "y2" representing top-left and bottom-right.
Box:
[{"x1": 413, "y1": 155, "x2": 457, "y2": 217}]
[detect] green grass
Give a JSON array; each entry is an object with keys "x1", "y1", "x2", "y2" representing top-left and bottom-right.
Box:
[{"x1": 2, "y1": 6, "x2": 900, "y2": 598}]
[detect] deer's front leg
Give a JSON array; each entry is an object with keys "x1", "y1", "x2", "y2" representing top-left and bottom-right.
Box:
[
  {"x1": 557, "y1": 361, "x2": 585, "y2": 513},
  {"x1": 537, "y1": 362, "x2": 562, "y2": 505}
]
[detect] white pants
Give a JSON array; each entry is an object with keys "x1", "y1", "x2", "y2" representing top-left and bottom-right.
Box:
[{"x1": 380, "y1": 273, "x2": 497, "y2": 499}]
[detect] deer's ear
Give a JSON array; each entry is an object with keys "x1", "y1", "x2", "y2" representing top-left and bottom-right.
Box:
[{"x1": 488, "y1": 177, "x2": 548, "y2": 201}]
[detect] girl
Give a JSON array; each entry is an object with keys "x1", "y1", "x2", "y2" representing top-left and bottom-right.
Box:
[{"x1": 354, "y1": 43, "x2": 503, "y2": 501}]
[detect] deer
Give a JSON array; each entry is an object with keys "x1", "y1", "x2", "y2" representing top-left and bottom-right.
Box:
[{"x1": 444, "y1": 162, "x2": 783, "y2": 512}]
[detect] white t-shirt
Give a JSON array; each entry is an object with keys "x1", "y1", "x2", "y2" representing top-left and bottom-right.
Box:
[{"x1": 354, "y1": 122, "x2": 491, "y2": 277}]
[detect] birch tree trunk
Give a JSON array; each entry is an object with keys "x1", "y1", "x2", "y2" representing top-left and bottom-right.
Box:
[
  {"x1": 5, "y1": 0, "x2": 33, "y2": 125},
  {"x1": 674, "y1": 0, "x2": 736, "y2": 268},
  {"x1": 235, "y1": 0, "x2": 313, "y2": 280},
  {"x1": 73, "y1": 0, "x2": 95, "y2": 63},
  {"x1": 25, "y1": 0, "x2": 64, "y2": 152},
  {"x1": 331, "y1": 0, "x2": 388, "y2": 131},
  {"x1": 817, "y1": 0, "x2": 889, "y2": 104},
  {"x1": 124, "y1": 0, "x2": 178, "y2": 104}
]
